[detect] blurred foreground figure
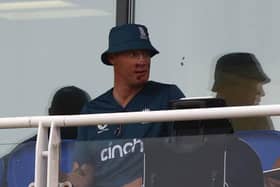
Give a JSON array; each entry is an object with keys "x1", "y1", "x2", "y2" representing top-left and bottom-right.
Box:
[{"x1": 49, "y1": 86, "x2": 91, "y2": 139}]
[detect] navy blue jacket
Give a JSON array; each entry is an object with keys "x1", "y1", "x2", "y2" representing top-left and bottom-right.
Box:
[
  {"x1": 74, "y1": 81, "x2": 185, "y2": 187},
  {"x1": 78, "y1": 81, "x2": 185, "y2": 140}
]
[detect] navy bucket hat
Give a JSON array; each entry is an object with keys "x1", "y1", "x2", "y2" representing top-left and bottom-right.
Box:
[
  {"x1": 212, "y1": 52, "x2": 271, "y2": 91},
  {"x1": 101, "y1": 24, "x2": 159, "y2": 65}
]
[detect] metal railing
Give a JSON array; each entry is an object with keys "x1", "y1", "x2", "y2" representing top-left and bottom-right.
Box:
[{"x1": 1, "y1": 104, "x2": 280, "y2": 186}]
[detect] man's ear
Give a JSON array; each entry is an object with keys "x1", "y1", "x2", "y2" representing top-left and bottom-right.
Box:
[{"x1": 107, "y1": 54, "x2": 116, "y2": 65}]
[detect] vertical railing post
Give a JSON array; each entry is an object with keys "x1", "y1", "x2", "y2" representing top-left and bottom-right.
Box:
[
  {"x1": 47, "y1": 121, "x2": 61, "y2": 187},
  {"x1": 34, "y1": 121, "x2": 48, "y2": 187}
]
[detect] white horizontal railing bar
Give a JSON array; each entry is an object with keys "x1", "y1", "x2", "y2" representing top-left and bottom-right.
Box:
[
  {"x1": 0, "y1": 116, "x2": 63, "y2": 128},
  {"x1": 0, "y1": 104, "x2": 280, "y2": 129},
  {"x1": 0, "y1": 117, "x2": 31, "y2": 128}
]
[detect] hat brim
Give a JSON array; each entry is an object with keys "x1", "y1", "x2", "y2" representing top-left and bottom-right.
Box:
[
  {"x1": 211, "y1": 72, "x2": 271, "y2": 92},
  {"x1": 101, "y1": 40, "x2": 159, "y2": 65}
]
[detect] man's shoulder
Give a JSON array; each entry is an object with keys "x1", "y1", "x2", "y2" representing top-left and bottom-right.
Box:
[
  {"x1": 147, "y1": 81, "x2": 184, "y2": 96},
  {"x1": 82, "y1": 88, "x2": 116, "y2": 114},
  {"x1": 93, "y1": 88, "x2": 113, "y2": 102},
  {"x1": 147, "y1": 81, "x2": 179, "y2": 90}
]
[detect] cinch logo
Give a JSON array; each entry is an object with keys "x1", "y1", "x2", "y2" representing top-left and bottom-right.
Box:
[{"x1": 100, "y1": 138, "x2": 144, "y2": 161}]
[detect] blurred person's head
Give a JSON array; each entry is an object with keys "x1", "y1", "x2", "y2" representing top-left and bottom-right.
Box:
[
  {"x1": 101, "y1": 24, "x2": 159, "y2": 88},
  {"x1": 212, "y1": 52, "x2": 270, "y2": 106},
  {"x1": 48, "y1": 86, "x2": 91, "y2": 115}
]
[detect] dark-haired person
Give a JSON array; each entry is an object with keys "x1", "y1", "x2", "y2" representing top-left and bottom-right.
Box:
[
  {"x1": 67, "y1": 24, "x2": 185, "y2": 187},
  {"x1": 49, "y1": 86, "x2": 91, "y2": 139},
  {"x1": 1, "y1": 86, "x2": 91, "y2": 187}
]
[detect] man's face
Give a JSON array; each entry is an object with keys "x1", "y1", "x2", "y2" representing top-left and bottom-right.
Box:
[{"x1": 109, "y1": 49, "x2": 151, "y2": 87}]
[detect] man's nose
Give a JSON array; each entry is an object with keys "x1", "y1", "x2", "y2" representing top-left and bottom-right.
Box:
[
  {"x1": 137, "y1": 56, "x2": 149, "y2": 66},
  {"x1": 136, "y1": 61, "x2": 147, "y2": 68}
]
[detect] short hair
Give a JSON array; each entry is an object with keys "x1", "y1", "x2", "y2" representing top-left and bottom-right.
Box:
[{"x1": 48, "y1": 86, "x2": 90, "y2": 115}]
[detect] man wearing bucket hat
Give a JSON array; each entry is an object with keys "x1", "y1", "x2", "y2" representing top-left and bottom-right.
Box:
[
  {"x1": 66, "y1": 24, "x2": 185, "y2": 187},
  {"x1": 212, "y1": 52, "x2": 273, "y2": 130}
]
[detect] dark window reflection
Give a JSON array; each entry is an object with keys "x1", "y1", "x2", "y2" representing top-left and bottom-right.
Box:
[{"x1": 212, "y1": 52, "x2": 273, "y2": 131}]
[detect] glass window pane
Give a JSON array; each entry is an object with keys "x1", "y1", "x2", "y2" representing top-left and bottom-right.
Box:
[
  {"x1": 4, "y1": 141, "x2": 36, "y2": 187},
  {"x1": 0, "y1": 0, "x2": 116, "y2": 156},
  {"x1": 60, "y1": 135, "x2": 269, "y2": 186},
  {"x1": 135, "y1": 0, "x2": 280, "y2": 130}
]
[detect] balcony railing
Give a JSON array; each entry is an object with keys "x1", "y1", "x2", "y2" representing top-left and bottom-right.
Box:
[{"x1": 1, "y1": 104, "x2": 280, "y2": 187}]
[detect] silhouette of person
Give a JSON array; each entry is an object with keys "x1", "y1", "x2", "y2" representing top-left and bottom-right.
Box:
[
  {"x1": 212, "y1": 52, "x2": 273, "y2": 131},
  {"x1": 48, "y1": 86, "x2": 91, "y2": 139}
]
